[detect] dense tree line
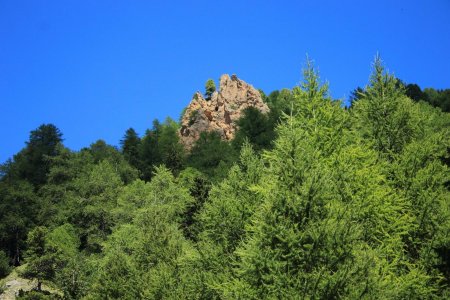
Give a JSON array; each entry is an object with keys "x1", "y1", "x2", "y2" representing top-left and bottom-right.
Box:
[
  {"x1": 1, "y1": 57, "x2": 449, "y2": 299},
  {"x1": 350, "y1": 79, "x2": 450, "y2": 113}
]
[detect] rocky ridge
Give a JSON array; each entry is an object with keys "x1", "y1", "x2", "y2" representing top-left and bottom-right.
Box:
[{"x1": 179, "y1": 74, "x2": 269, "y2": 149}]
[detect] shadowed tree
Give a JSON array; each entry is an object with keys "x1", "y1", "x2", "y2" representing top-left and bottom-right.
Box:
[
  {"x1": 139, "y1": 120, "x2": 162, "y2": 181},
  {"x1": 233, "y1": 107, "x2": 276, "y2": 151},
  {"x1": 8, "y1": 124, "x2": 63, "y2": 187},
  {"x1": 348, "y1": 86, "x2": 366, "y2": 107},
  {"x1": 0, "y1": 180, "x2": 36, "y2": 266},
  {"x1": 120, "y1": 128, "x2": 141, "y2": 170},
  {"x1": 186, "y1": 131, "x2": 237, "y2": 182}
]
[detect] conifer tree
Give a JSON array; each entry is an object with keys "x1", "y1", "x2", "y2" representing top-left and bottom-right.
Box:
[
  {"x1": 225, "y1": 59, "x2": 437, "y2": 299},
  {"x1": 0, "y1": 180, "x2": 36, "y2": 265},
  {"x1": 139, "y1": 120, "x2": 162, "y2": 181},
  {"x1": 71, "y1": 160, "x2": 124, "y2": 253},
  {"x1": 186, "y1": 131, "x2": 237, "y2": 182},
  {"x1": 88, "y1": 249, "x2": 141, "y2": 299},
  {"x1": 352, "y1": 55, "x2": 419, "y2": 160},
  {"x1": 205, "y1": 79, "x2": 216, "y2": 100},
  {"x1": 120, "y1": 128, "x2": 141, "y2": 170},
  {"x1": 0, "y1": 250, "x2": 10, "y2": 278},
  {"x1": 157, "y1": 118, "x2": 185, "y2": 174},
  {"x1": 233, "y1": 107, "x2": 276, "y2": 151},
  {"x1": 198, "y1": 142, "x2": 264, "y2": 253},
  {"x1": 191, "y1": 142, "x2": 265, "y2": 296}
]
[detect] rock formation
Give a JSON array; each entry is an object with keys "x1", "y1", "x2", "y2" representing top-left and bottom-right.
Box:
[{"x1": 179, "y1": 74, "x2": 269, "y2": 149}]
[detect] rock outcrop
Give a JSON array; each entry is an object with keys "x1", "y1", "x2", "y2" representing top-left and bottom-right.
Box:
[{"x1": 179, "y1": 74, "x2": 269, "y2": 149}]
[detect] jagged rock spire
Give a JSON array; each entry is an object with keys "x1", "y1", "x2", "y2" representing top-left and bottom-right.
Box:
[{"x1": 179, "y1": 74, "x2": 269, "y2": 150}]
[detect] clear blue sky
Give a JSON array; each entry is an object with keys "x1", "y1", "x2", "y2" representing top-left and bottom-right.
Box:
[{"x1": 1, "y1": 0, "x2": 449, "y2": 162}]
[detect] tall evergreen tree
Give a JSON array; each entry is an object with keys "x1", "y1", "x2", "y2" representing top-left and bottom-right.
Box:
[
  {"x1": 120, "y1": 128, "x2": 142, "y2": 170},
  {"x1": 186, "y1": 131, "x2": 237, "y2": 182},
  {"x1": 232, "y1": 107, "x2": 276, "y2": 151},
  {"x1": 70, "y1": 160, "x2": 124, "y2": 253},
  {"x1": 0, "y1": 180, "x2": 36, "y2": 265},
  {"x1": 352, "y1": 56, "x2": 419, "y2": 160},
  {"x1": 225, "y1": 59, "x2": 436, "y2": 299},
  {"x1": 157, "y1": 117, "x2": 185, "y2": 174},
  {"x1": 7, "y1": 124, "x2": 63, "y2": 187},
  {"x1": 139, "y1": 120, "x2": 162, "y2": 181}
]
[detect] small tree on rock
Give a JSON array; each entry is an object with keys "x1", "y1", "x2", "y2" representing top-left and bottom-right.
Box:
[{"x1": 205, "y1": 79, "x2": 216, "y2": 100}]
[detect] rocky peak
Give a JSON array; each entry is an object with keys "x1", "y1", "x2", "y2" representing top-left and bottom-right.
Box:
[{"x1": 179, "y1": 74, "x2": 269, "y2": 150}]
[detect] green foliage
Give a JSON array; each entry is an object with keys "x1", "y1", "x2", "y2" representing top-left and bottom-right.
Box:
[
  {"x1": 266, "y1": 88, "x2": 295, "y2": 117},
  {"x1": 227, "y1": 62, "x2": 367, "y2": 298},
  {"x1": 139, "y1": 120, "x2": 162, "y2": 180},
  {"x1": 87, "y1": 166, "x2": 199, "y2": 298},
  {"x1": 0, "y1": 180, "x2": 36, "y2": 265},
  {"x1": 14, "y1": 124, "x2": 63, "y2": 187},
  {"x1": 139, "y1": 118, "x2": 185, "y2": 180},
  {"x1": 186, "y1": 131, "x2": 238, "y2": 182},
  {"x1": 120, "y1": 128, "x2": 141, "y2": 170},
  {"x1": 157, "y1": 118, "x2": 185, "y2": 174},
  {"x1": 23, "y1": 227, "x2": 53, "y2": 291},
  {"x1": 88, "y1": 249, "x2": 141, "y2": 299},
  {"x1": 258, "y1": 88, "x2": 267, "y2": 101},
  {"x1": 405, "y1": 83, "x2": 426, "y2": 101},
  {"x1": 233, "y1": 107, "x2": 276, "y2": 151},
  {"x1": 37, "y1": 147, "x2": 104, "y2": 229},
  {"x1": 179, "y1": 106, "x2": 188, "y2": 124},
  {"x1": 0, "y1": 250, "x2": 10, "y2": 278},
  {"x1": 177, "y1": 167, "x2": 211, "y2": 240},
  {"x1": 86, "y1": 140, "x2": 138, "y2": 184},
  {"x1": 198, "y1": 142, "x2": 264, "y2": 253},
  {"x1": 348, "y1": 86, "x2": 366, "y2": 106},
  {"x1": 352, "y1": 56, "x2": 419, "y2": 160},
  {"x1": 424, "y1": 88, "x2": 450, "y2": 112},
  {"x1": 1, "y1": 57, "x2": 449, "y2": 298},
  {"x1": 113, "y1": 179, "x2": 152, "y2": 224},
  {"x1": 72, "y1": 160, "x2": 124, "y2": 253},
  {"x1": 55, "y1": 255, "x2": 92, "y2": 300},
  {"x1": 46, "y1": 224, "x2": 79, "y2": 258},
  {"x1": 402, "y1": 82, "x2": 450, "y2": 112},
  {"x1": 222, "y1": 59, "x2": 443, "y2": 299},
  {"x1": 23, "y1": 224, "x2": 80, "y2": 296},
  {"x1": 188, "y1": 109, "x2": 199, "y2": 126},
  {"x1": 205, "y1": 79, "x2": 216, "y2": 100}
]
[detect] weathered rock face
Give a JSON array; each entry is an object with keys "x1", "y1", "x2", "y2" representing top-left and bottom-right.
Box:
[{"x1": 179, "y1": 74, "x2": 269, "y2": 150}]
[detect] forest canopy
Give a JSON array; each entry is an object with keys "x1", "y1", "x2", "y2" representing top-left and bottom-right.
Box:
[{"x1": 1, "y1": 57, "x2": 449, "y2": 299}]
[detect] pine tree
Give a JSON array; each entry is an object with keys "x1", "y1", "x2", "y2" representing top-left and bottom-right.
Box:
[
  {"x1": 157, "y1": 117, "x2": 185, "y2": 174},
  {"x1": 23, "y1": 227, "x2": 53, "y2": 291},
  {"x1": 352, "y1": 55, "x2": 419, "y2": 160},
  {"x1": 89, "y1": 249, "x2": 141, "y2": 299},
  {"x1": 72, "y1": 160, "x2": 124, "y2": 253},
  {"x1": 139, "y1": 120, "x2": 162, "y2": 180},
  {"x1": 120, "y1": 128, "x2": 142, "y2": 170},
  {"x1": 233, "y1": 107, "x2": 276, "y2": 151},
  {"x1": 0, "y1": 250, "x2": 10, "y2": 277},
  {"x1": 0, "y1": 180, "x2": 36, "y2": 266},
  {"x1": 6, "y1": 124, "x2": 63, "y2": 187},
  {"x1": 205, "y1": 79, "x2": 216, "y2": 100},
  {"x1": 225, "y1": 59, "x2": 437, "y2": 299},
  {"x1": 186, "y1": 131, "x2": 237, "y2": 182}
]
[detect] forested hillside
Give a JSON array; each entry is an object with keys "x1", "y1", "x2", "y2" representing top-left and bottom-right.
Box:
[{"x1": 1, "y1": 57, "x2": 449, "y2": 299}]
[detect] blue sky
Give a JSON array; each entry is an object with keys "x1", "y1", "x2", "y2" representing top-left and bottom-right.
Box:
[{"x1": 1, "y1": 0, "x2": 449, "y2": 162}]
